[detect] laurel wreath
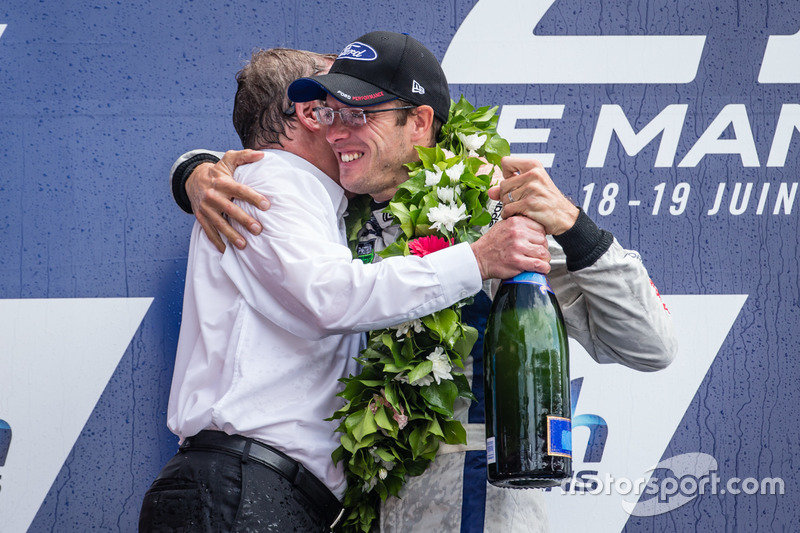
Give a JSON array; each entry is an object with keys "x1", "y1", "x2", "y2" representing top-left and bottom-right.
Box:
[{"x1": 331, "y1": 96, "x2": 510, "y2": 532}]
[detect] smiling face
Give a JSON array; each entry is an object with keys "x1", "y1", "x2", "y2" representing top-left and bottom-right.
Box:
[{"x1": 324, "y1": 98, "x2": 422, "y2": 202}]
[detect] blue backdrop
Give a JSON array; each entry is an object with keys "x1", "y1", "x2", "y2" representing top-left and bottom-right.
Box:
[{"x1": 0, "y1": 0, "x2": 796, "y2": 531}]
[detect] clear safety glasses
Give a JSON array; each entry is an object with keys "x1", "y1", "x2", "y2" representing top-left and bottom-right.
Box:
[{"x1": 313, "y1": 105, "x2": 416, "y2": 127}]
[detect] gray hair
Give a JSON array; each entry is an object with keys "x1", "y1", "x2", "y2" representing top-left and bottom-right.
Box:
[{"x1": 232, "y1": 48, "x2": 335, "y2": 149}]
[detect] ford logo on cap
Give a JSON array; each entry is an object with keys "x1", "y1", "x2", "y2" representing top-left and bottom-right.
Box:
[{"x1": 337, "y1": 42, "x2": 378, "y2": 61}]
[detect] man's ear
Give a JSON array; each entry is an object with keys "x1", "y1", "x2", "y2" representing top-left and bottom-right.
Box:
[
  {"x1": 294, "y1": 101, "x2": 322, "y2": 132},
  {"x1": 409, "y1": 105, "x2": 435, "y2": 144}
]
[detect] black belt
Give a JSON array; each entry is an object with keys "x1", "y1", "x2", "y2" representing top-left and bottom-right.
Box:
[{"x1": 180, "y1": 430, "x2": 344, "y2": 530}]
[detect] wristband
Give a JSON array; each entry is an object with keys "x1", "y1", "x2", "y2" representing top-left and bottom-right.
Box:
[
  {"x1": 552, "y1": 208, "x2": 614, "y2": 271},
  {"x1": 171, "y1": 153, "x2": 221, "y2": 214}
]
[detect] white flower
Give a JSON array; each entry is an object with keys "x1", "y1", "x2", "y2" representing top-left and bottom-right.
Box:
[
  {"x1": 427, "y1": 346, "x2": 453, "y2": 384},
  {"x1": 362, "y1": 476, "x2": 378, "y2": 492},
  {"x1": 392, "y1": 319, "x2": 424, "y2": 338},
  {"x1": 437, "y1": 186, "x2": 457, "y2": 204},
  {"x1": 458, "y1": 132, "x2": 487, "y2": 152},
  {"x1": 411, "y1": 374, "x2": 435, "y2": 387},
  {"x1": 393, "y1": 372, "x2": 433, "y2": 387},
  {"x1": 369, "y1": 447, "x2": 395, "y2": 470},
  {"x1": 425, "y1": 168, "x2": 443, "y2": 187},
  {"x1": 369, "y1": 447, "x2": 380, "y2": 462},
  {"x1": 378, "y1": 467, "x2": 388, "y2": 480},
  {"x1": 445, "y1": 162, "x2": 466, "y2": 184},
  {"x1": 428, "y1": 202, "x2": 469, "y2": 232}
]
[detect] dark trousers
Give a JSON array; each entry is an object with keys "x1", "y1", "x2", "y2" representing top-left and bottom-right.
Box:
[{"x1": 139, "y1": 446, "x2": 329, "y2": 532}]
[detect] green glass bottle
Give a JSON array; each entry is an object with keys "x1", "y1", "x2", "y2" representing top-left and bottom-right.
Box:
[{"x1": 483, "y1": 272, "x2": 572, "y2": 488}]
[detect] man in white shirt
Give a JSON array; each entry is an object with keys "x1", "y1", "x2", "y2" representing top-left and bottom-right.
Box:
[
  {"x1": 169, "y1": 32, "x2": 676, "y2": 533},
  {"x1": 140, "y1": 47, "x2": 550, "y2": 532}
]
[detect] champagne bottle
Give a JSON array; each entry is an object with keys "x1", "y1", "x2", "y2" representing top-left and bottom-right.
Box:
[{"x1": 483, "y1": 272, "x2": 572, "y2": 488}]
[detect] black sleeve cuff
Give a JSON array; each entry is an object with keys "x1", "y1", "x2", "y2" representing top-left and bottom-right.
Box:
[
  {"x1": 171, "y1": 153, "x2": 221, "y2": 214},
  {"x1": 553, "y1": 209, "x2": 614, "y2": 271}
]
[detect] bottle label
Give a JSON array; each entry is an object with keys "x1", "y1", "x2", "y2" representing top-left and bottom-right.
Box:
[
  {"x1": 547, "y1": 416, "x2": 572, "y2": 458},
  {"x1": 486, "y1": 437, "x2": 496, "y2": 464},
  {"x1": 502, "y1": 272, "x2": 554, "y2": 294}
]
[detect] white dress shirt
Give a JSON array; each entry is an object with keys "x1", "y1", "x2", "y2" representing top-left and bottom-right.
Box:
[{"x1": 167, "y1": 150, "x2": 482, "y2": 498}]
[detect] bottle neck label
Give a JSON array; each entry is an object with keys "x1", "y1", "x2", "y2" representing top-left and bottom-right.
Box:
[
  {"x1": 547, "y1": 416, "x2": 572, "y2": 458},
  {"x1": 502, "y1": 272, "x2": 554, "y2": 294}
]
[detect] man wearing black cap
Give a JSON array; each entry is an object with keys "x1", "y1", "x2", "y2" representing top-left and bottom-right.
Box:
[
  {"x1": 286, "y1": 31, "x2": 451, "y2": 206},
  {"x1": 142, "y1": 45, "x2": 551, "y2": 533},
  {"x1": 168, "y1": 32, "x2": 675, "y2": 532}
]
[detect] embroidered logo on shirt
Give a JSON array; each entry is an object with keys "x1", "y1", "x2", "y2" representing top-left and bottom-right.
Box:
[{"x1": 357, "y1": 239, "x2": 376, "y2": 264}]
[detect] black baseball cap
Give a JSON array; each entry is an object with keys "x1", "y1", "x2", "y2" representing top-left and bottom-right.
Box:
[{"x1": 288, "y1": 31, "x2": 451, "y2": 123}]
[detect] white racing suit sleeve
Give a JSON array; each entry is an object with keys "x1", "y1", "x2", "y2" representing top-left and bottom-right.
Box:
[{"x1": 548, "y1": 210, "x2": 677, "y2": 371}]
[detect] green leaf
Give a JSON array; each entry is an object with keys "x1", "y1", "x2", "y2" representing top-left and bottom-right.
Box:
[
  {"x1": 378, "y1": 239, "x2": 410, "y2": 259},
  {"x1": 452, "y1": 372, "x2": 477, "y2": 402},
  {"x1": 384, "y1": 382, "x2": 399, "y2": 407},
  {"x1": 469, "y1": 105, "x2": 499, "y2": 124},
  {"x1": 355, "y1": 378, "x2": 386, "y2": 387},
  {"x1": 373, "y1": 447, "x2": 396, "y2": 463},
  {"x1": 360, "y1": 346, "x2": 385, "y2": 360},
  {"x1": 408, "y1": 360, "x2": 433, "y2": 384},
  {"x1": 353, "y1": 408, "x2": 378, "y2": 442},
  {"x1": 428, "y1": 416, "x2": 444, "y2": 438},
  {"x1": 339, "y1": 433, "x2": 356, "y2": 453},
  {"x1": 420, "y1": 380, "x2": 458, "y2": 417},
  {"x1": 405, "y1": 458, "x2": 432, "y2": 477},
  {"x1": 350, "y1": 432, "x2": 378, "y2": 454},
  {"x1": 374, "y1": 406, "x2": 394, "y2": 431},
  {"x1": 452, "y1": 324, "x2": 479, "y2": 359},
  {"x1": 463, "y1": 188, "x2": 481, "y2": 211},
  {"x1": 387, "y1": 201, "x2": 414, "y2": 238},
  {"x1": 415, "y1": 145, "x2": 439, "y2": 168},
  {"x1": 344, "y1": 409, "x2": 365, "y2": 433},
  {"x1": 376, "y1": 481, "x2": 388, "y2": 500},
  {"x1": 409, "y1": 424, "x2": 431, "y2": 459},
  {"x1": 421, "y1": 309, "x2": 459, "y2": 341},
  {"x1": 469, "y1": 211, "x2": 492, "y2": 227},
  {"x1": 460, "y1": 172, "x2": 489, "y2": 189},
  {"x1": 382, "y1": 362, "x2": 409, "y2": 374},
  {"x1": 399, "y1": 337, "x2": 416, "y2": 366},
  {"x1": 483, "y1": 135, "x2": 511, "y2": 165},
  {"x1": 380, "y1": 332, "x2": 402, "y2": 362},
  {"x1": 441, "y1": 419, "x2": 468, "y2": 445},
  {"x1": 384, "y1": 472, "x2": 404, "y2": 498}
]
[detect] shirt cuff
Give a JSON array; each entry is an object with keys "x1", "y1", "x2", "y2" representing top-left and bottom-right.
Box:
[
  {"x1": 424, "y1": 242, "x2": 483, "y2": 302},
  {"x1": 552, "y1": 209, "x2": 614, "y2": 271}
]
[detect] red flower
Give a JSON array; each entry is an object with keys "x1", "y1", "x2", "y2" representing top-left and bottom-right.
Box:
[{"x1": 409, "y1": 235, "x2": 454, "y2": 257}]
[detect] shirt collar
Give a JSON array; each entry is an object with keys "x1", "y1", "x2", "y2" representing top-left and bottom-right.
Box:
[{"x1": 265, "y1": 149, "x2": 348, "y2": 219}]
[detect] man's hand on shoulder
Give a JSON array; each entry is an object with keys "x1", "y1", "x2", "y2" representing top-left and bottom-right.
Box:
[{"x1": 188, "y1": 149, "x2": 268, "y2": 252}]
